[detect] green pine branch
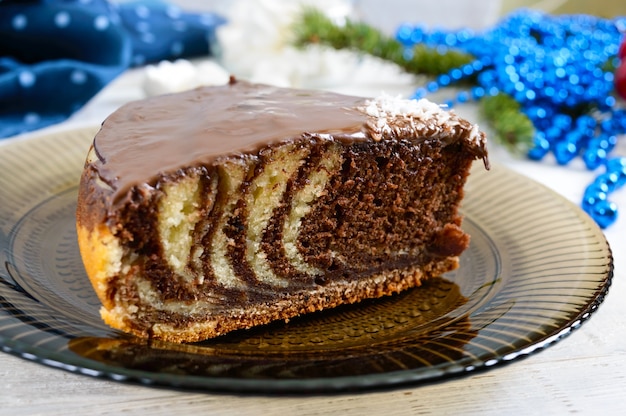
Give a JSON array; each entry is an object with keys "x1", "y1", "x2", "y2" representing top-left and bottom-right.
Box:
[
  {"x1": 480, "y1": 93, "x2": 534, "y2": 154},
  {"x1": 292, "y1": 8, "x2": 535, "y2": 153},
  {"x1": 292, "y1": 8, "x2": 475, "y2": 76}
]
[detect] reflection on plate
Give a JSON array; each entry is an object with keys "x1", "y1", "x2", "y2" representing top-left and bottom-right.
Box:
[{"x1": 0, "y1": 127, "x2": 613, "y2": 393}]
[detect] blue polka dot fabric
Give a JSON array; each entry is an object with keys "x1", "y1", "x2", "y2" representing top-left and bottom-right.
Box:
[{"x1": 0, "y1": 0, "x2": 226, "y2": 138}]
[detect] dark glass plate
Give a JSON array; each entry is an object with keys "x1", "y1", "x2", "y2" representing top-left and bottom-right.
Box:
[{"x1": 0, "y1": 128, "x2": 613, "y2": 393}]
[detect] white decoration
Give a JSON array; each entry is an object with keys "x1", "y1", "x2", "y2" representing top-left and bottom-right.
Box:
[
  {"x1": 216, "y1": 0, "x2": 417, "y2": 96},
  {"x1": 143, "y1": 59, "x2": 230, "y2": 97}
]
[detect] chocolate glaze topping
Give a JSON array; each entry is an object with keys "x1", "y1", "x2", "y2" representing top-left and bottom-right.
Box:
[{"x1": 93, "y1": 78, "x2": 488, "y2": 205}]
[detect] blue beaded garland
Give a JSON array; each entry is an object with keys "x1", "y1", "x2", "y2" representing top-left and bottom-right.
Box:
[
  {"x1": 581, "y1": 156, "x2": 626, "y2": 228},
  {"x1": 395, "y1": 10, "x2": 626, "y2": 229}
]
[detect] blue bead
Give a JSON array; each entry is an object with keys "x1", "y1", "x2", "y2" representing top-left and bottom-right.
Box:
[
  {"x1": 525, "y1": 90, "x2": 537, "y2": 100},
  {"x1": 602, "y1": 96, "x2": 616, "y2": 109},
  {"x1": 527, "y1": 146, "x2": 547, "y2": 160},
  {"x1": 604, "y1": 158, "x2": 626, "y2": 189},
  {"x1": 583, "y1": 147, "x2": 607, "y2": 170},
  {"x1": 456, "y1": 29, "x2": 473, "y2": 43},
  {"x1": 528, "y1": 132, "x2": 550, "y2": 160},
  {"x1": 589, "y1": 200, "x2": 618, "y2": 229},
  {"x1": 615, "y1": 169, "x2": 626, "y2": 190},
  {"x1": 600, "y1": 119, "x2": 614, "y2": 134},
  {"x1": 471, "y1": 86, "x2": 485, "y2": 100},
  {"x1": 613, "y1": 110, "x2": 626, "y2": 128},
  {"x1": 544, "y1": 126, "x2": 562, "y2": 142},
  {"x1": 597, "y1": 135, "x2": 617, "y2": 151},
  {"x1": 565, "y1": 130, "x2": 583, "y2": 144},
  {"x1": 595, "y1": 171, "x2": 621, "y2": 193},
  {"x1": 450, "y1": 69, "x2": 463, "y2": 80},
  {"x1": 396, "y1": 24, "x2": 414, "y2": 45},
  {"x1": 576, "y1": 115, "x2": 596, "y2": 130},
  {"x1": 582, "y1": 188, "x2": 607, "y2": 212},
  {"x1": 426, "y1": 81, "x2": 439, "y2": 92},
  {"x1": 585, "y1": 181, "x2": 610, "y2": 196},
  {"x1": 553, "y1": 114, "x2": 572, "y2": 130},
  {"x1": 411, "y1": 88, "x2": 427, "y2": 99},
  {"x1": 487, "y1": 86, "x2": 499, "y2": 96},
  {"x1": 480, "y1": 55, "x2": 493, "y2": 66},
  {"x1": 462, "y1": 64, "x2": 475, "y2": 76},
  {"x1": 409, "y1": 27, "x2": 424, "y2": 44},
  {"x1": 606, "y1": 157, "x2": 626, "y2": 173},
  {"x1": 472, "y1": 60, "x2": 485, "y2": 71},
  {"x1": 444, "y1": 33, "x2": 457, "y2": 46},
  {"x1": 526, "y1": 106, "x2": 547, "y2": 120},
  {"x1": 457, "y1": 91, "x2": 470, "y2": 103},
  {"x1": 477, "y1": 71, "x2": 495, "y2": 85},
  {"x1": 437, "y1": 74, "x2": 451, "y2": 86},
  {"x1": 554, "y1": 141, "x2": 578, "y2": 165}
]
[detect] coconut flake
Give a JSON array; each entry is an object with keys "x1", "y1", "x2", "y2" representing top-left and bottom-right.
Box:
[{"x1": 359, "y1": 93, "x2": 484, "y2": 145}]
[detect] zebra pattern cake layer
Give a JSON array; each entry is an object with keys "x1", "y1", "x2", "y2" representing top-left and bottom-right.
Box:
[{"x1": 76, "y1": 80, "x2": 488, "y2": 342}]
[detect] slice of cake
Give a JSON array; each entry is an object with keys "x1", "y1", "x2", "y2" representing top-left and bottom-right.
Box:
[{"x1": 76, "y1": 78, "x2": 488, "y2": 343}]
